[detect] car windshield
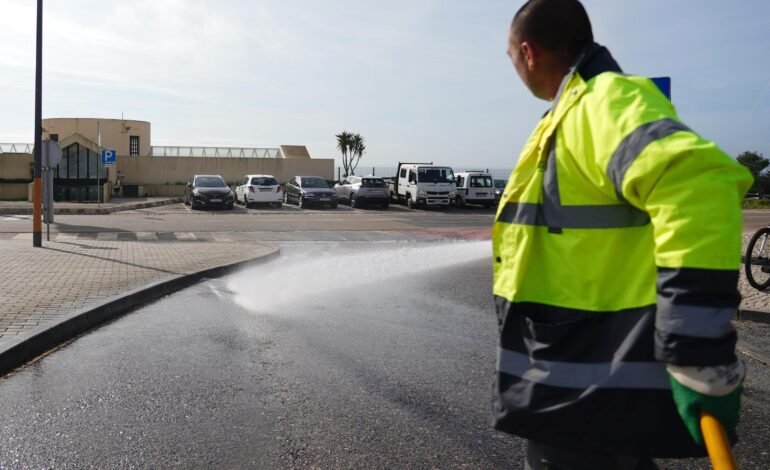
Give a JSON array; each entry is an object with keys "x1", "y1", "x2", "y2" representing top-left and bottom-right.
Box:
[
  {"x1": 361, "y1": 178, "x2": 386, "y2": 187},
  {"x1": 470, "y1": 176, "x2": 493, "y2": 187},
  {"x1": 417, "y1": 167, "x2": 454, "y2": 183},
  {"x1": 494, "y1": 179, "x2": 507, "y2": 189},
  {"x1": 195, "y1": 176, "x2": 227, "y2": 188},
  {"x1": 301, "y1": 178, "x2": 328, "y2": 188},
  {"x1": 251, "y1": 177, "x2": 278, "y2": 186}
]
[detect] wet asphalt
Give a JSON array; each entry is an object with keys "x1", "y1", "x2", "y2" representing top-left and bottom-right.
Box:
[{"x1": 0, "y1": 242, "x2": 768, "y2": 469}]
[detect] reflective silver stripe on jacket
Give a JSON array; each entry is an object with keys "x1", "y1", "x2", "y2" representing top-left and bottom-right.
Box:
[
  {"x1": 497, "y1": 134, "x2": 650, "y2": 229},
  {"x1": 607, "y1": 118, "x2": 691, "y2": 202},
  {"x1": 655, "y1": 303, "x2": 736, "y2": 339},
  {"x1": 497, "y1": 348, "x2": 670, "y2": 390}
]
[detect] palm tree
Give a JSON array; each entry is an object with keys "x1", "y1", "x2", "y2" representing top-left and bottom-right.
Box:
[
  {"x1": 336, "y1": 131, "x2": 354, "y2": 176},
  {"x1": 350, "y1": 133, "x2": 365, "y2": 176}
]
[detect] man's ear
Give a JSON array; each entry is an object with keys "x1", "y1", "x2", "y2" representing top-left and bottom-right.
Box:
[{"x1": 521, "y1": 41, "x2": 536, "y2": 71}]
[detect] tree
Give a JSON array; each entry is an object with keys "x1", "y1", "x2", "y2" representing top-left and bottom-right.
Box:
[
  {"x1": 349, "y1": 133, "x2": 366, "y2": 176},
  {"x1": 737, "y1": 151, "x2": 770, "y2": 193},
  {"x1": 336, "y1": 131, "x2": 354, "y2": 177},
  {"x1": 336, "y1": 131, "x2": 365, "y2": 176}
]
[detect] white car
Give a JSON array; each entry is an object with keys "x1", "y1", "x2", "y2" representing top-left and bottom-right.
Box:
[{"x1": 235, "y1": 174, "x2": 283, "y2": 208}]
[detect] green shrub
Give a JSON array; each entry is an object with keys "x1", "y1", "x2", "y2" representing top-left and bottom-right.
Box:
[{"x1": 743, "y1": 199, "x2": 770, "y2": 209}]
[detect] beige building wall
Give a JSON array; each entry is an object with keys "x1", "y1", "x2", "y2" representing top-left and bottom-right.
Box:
[
  {"x1": 115, "y1": 155, "x2": 334, "y2": 196},
  {"x1": 0, "y1": 154, "x2": 33, "y2": 180},
  {"x1": 42, "y1": 118, "x2": 151, "y2": 156}
]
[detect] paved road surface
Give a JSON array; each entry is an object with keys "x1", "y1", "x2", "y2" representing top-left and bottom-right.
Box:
[{"x1": 0, "y1": 241, "x2": 767, "y2": 468}]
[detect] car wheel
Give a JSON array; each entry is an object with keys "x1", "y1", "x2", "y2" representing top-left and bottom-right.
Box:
[
  {"x1": 331, "y1": 202, "x2": 338, "y2": 209},
  {"x1": 191, "y1": 199, "x2": 200, "y2": 210},
  {"x1": 275, "y1": 202, "x2": 282, "y2": 209},
  {"x1": 407, "y1": 197, "x2": 415, "y2": 209},
  {"x1": 350, "y1": 194, "x2": 357, "y2": 208},
  {"x1": 456, "y1": 195, "x2": 465, "y2": 208},
  {"x1": 227, "y1": 203, "x2": 234, "y2": 210},
  {"x1": 297, "y1": 196, "x2": 304, "y2": 208},
  {"x1": 382, "y1": 202, "x2": 389, "y2": 209}
]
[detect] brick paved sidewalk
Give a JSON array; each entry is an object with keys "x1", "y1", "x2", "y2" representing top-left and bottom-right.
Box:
[{"x1": 0, "y1": 239, "x2": 277, "y2": 345}]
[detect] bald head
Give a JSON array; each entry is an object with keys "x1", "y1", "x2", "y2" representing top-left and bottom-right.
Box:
[{"x1": 511, "y1": 0, "x2": 593, "y2": 66}]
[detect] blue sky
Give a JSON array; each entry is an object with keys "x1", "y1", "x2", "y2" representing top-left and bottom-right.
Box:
[{"x1": 1, "y1": 0, "x2": 769, "y2": 169}]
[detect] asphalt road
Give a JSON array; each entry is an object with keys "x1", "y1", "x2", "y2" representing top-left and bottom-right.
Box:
[
  {"x1": 0, "y1": 205, "x2": 766, "y2": 233},
  {"x1": 0, "y1": 202, "x2": 496, "y2": 234},
  {"x1": 0, "y1": 241, "x2": 768, "y2": 468}
]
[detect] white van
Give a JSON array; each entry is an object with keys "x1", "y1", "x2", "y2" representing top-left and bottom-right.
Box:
[{"x1": 454, "y1": 171, "x2": 495, "y2": 208}]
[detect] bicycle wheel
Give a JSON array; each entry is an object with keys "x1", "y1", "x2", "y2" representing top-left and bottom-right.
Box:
[{"x1": 745, "y1": 227, "x2": 770, "y2": 290}]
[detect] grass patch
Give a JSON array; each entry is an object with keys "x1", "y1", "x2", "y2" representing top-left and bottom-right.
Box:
[{"x1": 743, "y1": 199, "x2": 770, "y2": 209}]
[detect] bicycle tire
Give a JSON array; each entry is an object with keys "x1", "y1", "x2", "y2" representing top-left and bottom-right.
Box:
[{"x1": 745, "y1": 227, "x2": 770, "y2": 290}]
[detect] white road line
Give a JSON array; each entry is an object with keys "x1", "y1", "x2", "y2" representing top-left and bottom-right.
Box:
[
  {"x1": 55, "y1": 233, "x2": 78, "y2": 240},
  {"x1": 12, "y1": 233, "x2": 32, "y2": 240}
]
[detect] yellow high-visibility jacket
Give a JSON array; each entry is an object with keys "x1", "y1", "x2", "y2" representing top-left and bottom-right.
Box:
[{"x1": 492, "y1": 43, "x2": 752, "y2": 457}]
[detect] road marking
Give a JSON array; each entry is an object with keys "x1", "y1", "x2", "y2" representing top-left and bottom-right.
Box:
[
  {"x1": 1, "y1": 216, "x2": 31, "y2": 221},
  {"x1": 212, "y1": 233, "x2": 232, "y2": 242},
  {"x1": 55, "y1": 233, "x2": 78, "y2": 241},
  {"x1": 12, "y1": 233, "x2": 32, "y2": 240}
]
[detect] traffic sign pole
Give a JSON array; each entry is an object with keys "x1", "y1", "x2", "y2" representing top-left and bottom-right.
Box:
[{"x1": 32, "y1": 0, "x2": 43, "y2": 247}]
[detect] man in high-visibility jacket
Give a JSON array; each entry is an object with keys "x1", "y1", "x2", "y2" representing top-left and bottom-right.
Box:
[{"x1": 494, "y1": 0, "x2": 753, "y2": 467}]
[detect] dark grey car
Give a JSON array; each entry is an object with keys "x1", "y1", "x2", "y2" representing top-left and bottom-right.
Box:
[
  {"x1": 184, "y1": 174, "x2": 234, "y2": 210},
  {"x1": 283, "y1": 176, "x2": 338, "y2": 209}
]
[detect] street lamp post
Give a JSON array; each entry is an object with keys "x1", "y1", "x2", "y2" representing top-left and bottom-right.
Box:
[{"x1": 32, "y1": 0, "x2": 43, "y2": 247}]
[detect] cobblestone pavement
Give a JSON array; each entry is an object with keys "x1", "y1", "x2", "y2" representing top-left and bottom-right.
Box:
[{"x1": 0, "y1": 238, "x2": 276, "y2": 344}]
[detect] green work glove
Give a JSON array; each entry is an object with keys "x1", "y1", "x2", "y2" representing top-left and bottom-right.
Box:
[{"x1": 667, "y1": 361, "x2": 745, "y2": 446}]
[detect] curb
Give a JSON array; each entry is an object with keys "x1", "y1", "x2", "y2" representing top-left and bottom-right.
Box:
[
  {"x1": 737, "y1": 340, "x2": 770, "y2": 367},
  {"x1": 736, "y1": 309, "x2": 770, "y2": 325},
  {"x1": 0, "y1": 198, "x2": 183, "y2": 216},
  {"x1": 0, "y1": 244, "x2": 280, "y2": 377}
]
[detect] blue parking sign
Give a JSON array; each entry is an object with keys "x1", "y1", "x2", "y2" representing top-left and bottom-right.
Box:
[
  {"x1": 651, "y1": 77, "x2": 671, "y2": 101},
  {"x1": 101, "y1": 149, "x2": 116, "y2": 166}
]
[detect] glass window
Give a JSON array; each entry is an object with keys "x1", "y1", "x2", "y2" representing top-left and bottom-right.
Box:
[
  {"x1": 57, "y1": 144, "x2": 69, "y2": 178},
  {"x1": 361, "y1": 178, "x2": 386, "y2": 187},
  {"x1": 470, "y1": 175, "x2": 493, "y2": 187},
  {"x1": 78, "y1": 144, "x2": 88, "y2": 179},
  {"x1": 50, "y1": 134, "x2": 58, "y2": 142},
  {"x1": 300, "y1": 178, "x2": 328, "y2": 188},
  {"x1": 494, "y1": 179, "x2": 507, "y2": 189},
  {"x1": 88, "y1": 148, "x2": 98, "y2": 179},
  {"x1": 251, "y1": 177, "x2": 278, "y2": 186},
  {"x1": 194, "y1": 176, "x2": 227, "y2": 187},
  {"x1": 417, "y1": 167, "x2": 454, "y2": 183},
  {"x1": 130, "y1": 136, "x2": 140, "y2": 156}
]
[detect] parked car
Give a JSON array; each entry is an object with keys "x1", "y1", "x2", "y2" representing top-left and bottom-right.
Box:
[
  {"x1": 184, "y1": 174, "x2": 234, "y2": 210},
  {"x1": 334, "y1": 175, "x2": 390, "y2": 208},
  {"x1": 494, "y1": 179, "x2": 507, "y2": 202},
  {"x1": 283, "y1": 176, "x2": 338, "y2": 209},
  {"x1": 235, "y1": 174, "x2": 282, "y2": 208}
]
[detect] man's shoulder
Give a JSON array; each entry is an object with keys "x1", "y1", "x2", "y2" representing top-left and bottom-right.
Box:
[{"x1": 577, "y1": 72, "x2": 676, "y2": 120}]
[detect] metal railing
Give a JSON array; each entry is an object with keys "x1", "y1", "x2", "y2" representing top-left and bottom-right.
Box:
[
  {"x1": 150, "y1": 146, "x2": 283, "y2": 158},
  {"x1": 0, "y1": 143, "x2": 33, "y2": 153}
]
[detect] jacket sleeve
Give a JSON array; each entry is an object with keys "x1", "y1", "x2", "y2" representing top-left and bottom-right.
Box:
[{"x1": 613, "y1": 123, "x2": 753, "y2": 366}]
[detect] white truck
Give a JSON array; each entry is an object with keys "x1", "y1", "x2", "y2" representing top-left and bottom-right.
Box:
[
  {"x1": 453, "y1": 171, "x2": 495, "y2": 208},
  {"x1": 386, "y1": 162, "x2": 456, "y2": 209}
]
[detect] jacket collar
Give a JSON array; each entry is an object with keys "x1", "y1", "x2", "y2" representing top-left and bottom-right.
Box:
[{"x1": 551, "y1": 42, "x2": 623, "y2": 112}]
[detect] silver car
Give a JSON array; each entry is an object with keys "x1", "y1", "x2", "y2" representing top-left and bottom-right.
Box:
[{"x1": 334, "y1": 176, "x2": 390, "y2": 208}]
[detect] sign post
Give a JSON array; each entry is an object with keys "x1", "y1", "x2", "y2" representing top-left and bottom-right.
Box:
[{"x1": 41, "y1": 140, "x2": 62, "y2": 241}]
